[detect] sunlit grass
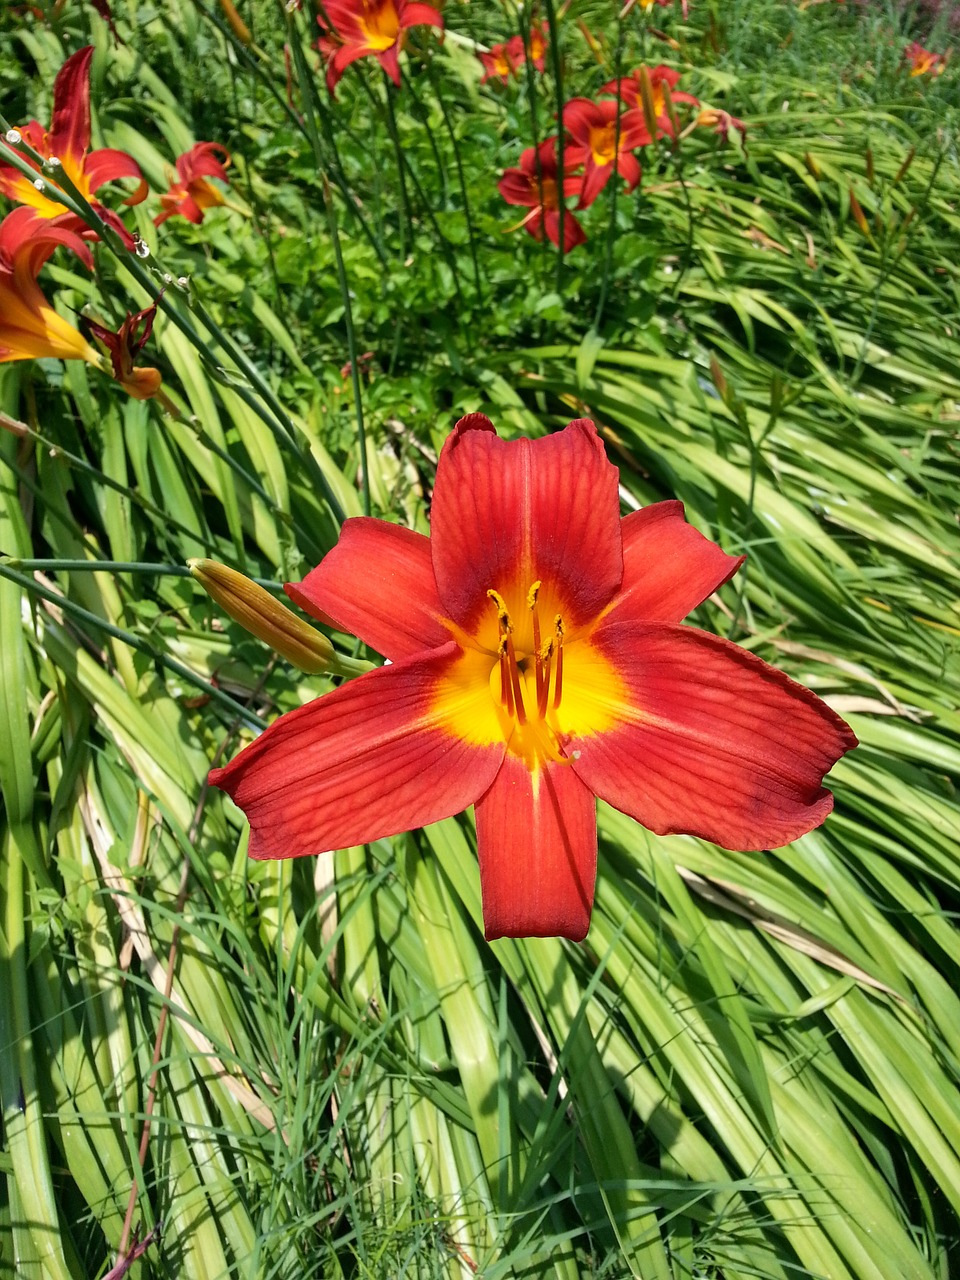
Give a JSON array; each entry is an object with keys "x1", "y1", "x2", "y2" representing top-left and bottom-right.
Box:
[{"x1": 1, "y1": 0, "x2": 959, "y2": 1276}]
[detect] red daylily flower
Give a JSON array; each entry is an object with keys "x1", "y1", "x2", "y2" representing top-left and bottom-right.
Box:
[
  {"x1": 84, "y1": 297, "x2": 163, "y2": 400},
  {"x1": 0, "y1": 207, "x2": 99, "y2": 365},
  {"x1": 211, "y1": 415, "x2": 857, "y2": 942},
  {"x1": 523, "y1": 20, "x2": 549, "y2": 72},
  {"x1": 498, "y1": 137, "x2": 586, "y2": 253},
  {"x1": 563, "y1": 98, "x2": 651, "y2": 208},
  {"x1": 154, "y1": 143, "x2": 231, "y2": 227},
  {"x1": 0, "y1": 207, "x2": 161, "y2": 397},
  {"x1": 0, "y1": 47, "x2": 146, "y2": 243},
  {"x1": 316, "y1": 0, "x2": 443, "y2": 93},
  {"x1": 601, "y1": 64, "x2": 699, "y2": 139},
  {"x1": 903, "y1": 41, "x2": 947, "y2": 77},
  {"x1": 478, "y1": 40, "x2": 523, "y2": 84}
]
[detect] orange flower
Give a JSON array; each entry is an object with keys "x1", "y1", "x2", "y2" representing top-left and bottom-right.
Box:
[
  {"x1": 563, "y1": 98, "x2": 651, "y2": 208},
  {"x1": 0, "y1": 207, "x2": 161, "y2": 398},
  {"x1": 316, "y1": 0, "x2": 443, "y2": 93},
  {"x1": 478, "y1": 40, "x2": 523, "y2": 84},
  {"x1": 498, "y1": 138, "x2": 586, "y2": 253},
  {"x1": 903, "y1": 41, "x2": 948, "y2": 77},
  {"x1": 154, "y1": 143, "x2": 231, "y2": 227},
  {"x1": 0, "y1": 47, "x2": 146, "y2": 245},
  {"x1": 600, "y1": 64, "x2": 699, "y2": 139},
  {"x1": 0, "y1": 208, "x2": 99, "y2": 366}
]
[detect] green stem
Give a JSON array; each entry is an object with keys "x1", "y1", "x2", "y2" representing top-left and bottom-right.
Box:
[
  {"x1": 0, "y1": 563, "x2": 266, "y2": 729},
  {"x1": 429, "y1": 57, "x2": 484, "y2": 304},
  {"x1": 595, "y1": 18, "x2": 626, "y2": 330},
  {"x1": 322, "y1": 177, "x2": 372, "y2": 517},
  {"x1": 543, "y1": 0, "x2": 566, "y2": 285}
]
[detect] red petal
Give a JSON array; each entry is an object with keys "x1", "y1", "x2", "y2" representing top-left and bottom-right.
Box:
[
  {"x1": 569, "y1": 622, "x2": 858, "y2": 850},
  {"x1": 378, "y1": 45, "x2": 402, "y2": 86},
  {"x1": 616, "y1": 151, "x2": 642, "y2": 193},
  {"x1": 430, "y1": 415, "x2": 622, "y2": 635},
  {"x1": 285, "y1": 517, "x2": 451, "y2": 661},
  {"x1": 498, "y1": 169, "x2": 535, "y2": 207},
  {"x1": 210, "y1": 642, "x2": 504, "y2": 859},
  {"x1": 562, "y1": 97, "x2": 600, "y2": 142},
  {"x1": 49, "y1": 47, "x2": 93, "y2": 168},
  {"x1": 84, "y1": 147, "x2": 146, "y2": 198},
  {"x1": 400, "y1": 2, "x2": 443, "y2": 28},
  {"x1": 475, "y1": 754, "x2": 597, "y2": 940},
  {"x1": 544, "y1": 207, "x2": 586, "y2": 252},
  {"x1": 576, "y1": 158, "x2": 610, "y2": 210},
  {"x1": 603, "y1": 502, "x2": 743, "y2": 626},
  {"x1": 0, "y1": 207, "x2": 93, "y2": 272}
]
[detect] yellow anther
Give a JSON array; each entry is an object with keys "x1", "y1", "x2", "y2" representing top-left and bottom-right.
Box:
[
  {"x1": 487, "y1": 588, "x2": 512, "y2": 630},
  {"x1": 554, "y1": 614, "x2": 565, "y2": 639},
  {"x1": 526, "y1": 580, "x2": 542, "y2": 610},
  {"x1": 538, "y1": 638, "x2": 555, "y2": 664},
  {"x1": 497, "y1": 635, "x2": 510, "y2": 658}
]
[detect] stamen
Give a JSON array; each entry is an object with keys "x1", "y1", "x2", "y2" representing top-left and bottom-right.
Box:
[
  {"x1": 497, "y1": 635, "x2": 514, "y2": 716},
  {"x1": 528, "y1": 580, "x2": 543, "y2": 704},
  {"x1": 505, "y1": 632, "x2": 527, "y2": 724},
  {"x1": 487, "y1": 588, "x2": 512, "y2": 631},
  {"x1": 537, "y1": 638, "x2": 554, "y2": 719},
  {"x1": 552, "y1": 615, "x2": 564, "y2": 710}
]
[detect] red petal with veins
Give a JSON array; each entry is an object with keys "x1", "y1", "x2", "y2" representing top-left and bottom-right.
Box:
[
  {"x1": 402, "y1": 2, "x2": 443, "y2": 28},
  {"x1": 210, "y1": 642, "x2": 504, "y2": 859},
  {"x1": 475, "y1": 754, "x2": 597, "y2": 940},
  {"x1": 569, "y1": 621, "x2": 857, "y2": 850},
  {"x1": 285, "y1": 517, "x2": 451, "y2": 660},
  {"x1": 603, "y1": 501, "x2": 744, "y2": 625},
  {"x1": 431, "y1": 415, "x2": 622, "y2": 632},
  {"x1": 49, "y1": 47, "x2": 93, "y2": 167},
  {"x1": 85, "y1": 148, "x2": 148, "y2": 203}
]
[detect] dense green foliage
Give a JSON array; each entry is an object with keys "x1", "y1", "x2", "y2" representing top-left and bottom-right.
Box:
[{"x1": 1, "y1": 0, "x2": 959, "y2": 1276}]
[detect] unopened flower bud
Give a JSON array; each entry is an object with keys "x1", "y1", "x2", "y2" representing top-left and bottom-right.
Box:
[{"x1": 189, "y1": 559, "x2": 336, "y2": 673}]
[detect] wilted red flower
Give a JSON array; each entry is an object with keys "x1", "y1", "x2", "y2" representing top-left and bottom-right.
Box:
[
  {"x1": 84, "y1": 297, "x2": 163, "y2": 400},
  {"x1": 498, "y1": 137, "x2": 585, "y2": 253},
  {"x1": 0, "y1": 47, "x2": 146, "y2": 244},
  {"x1": 478, "y1": 40, "x2": 523, "y2": 84},
  {"x1": 903, "y1": 41, "x2": 947, "y2": 76},
  {"x1": 695, "y1": 106, "x2": 746, "y2": 142},
  {"x1": 316, "y1": 0, "x2": 443, "y2": 93},
  {"x1": 211, "y1": 415, "x2": 856, "y2": 942},
  {"x1": 563, "y1": 98, "x2": 651, "y2": 208},
  {"x1": 601, "y1": 64, "x2": 699, "y2": 139},
  {"x1": 154, "y1": 143, "x2": 231, "y2": 227}
]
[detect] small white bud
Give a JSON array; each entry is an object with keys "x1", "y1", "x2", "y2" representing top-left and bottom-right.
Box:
[
  {"x1": 33, "y1": 178, "x2": 45, "y2": 192},
  {"x1": 5, "y1": 128, "x2": 22, "y2": 144}
]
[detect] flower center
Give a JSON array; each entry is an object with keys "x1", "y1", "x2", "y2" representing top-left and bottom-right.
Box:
[
  {"x1": 590, "y1": 123, "x2": 617, "y2": 167},
  {"x1": 486, "y1": 583, "x2": 574, "y2": 766},
  {"x1": 531, "y1": 175, "x2": 558, "y2": 209},
  {"x1": 360, "y1": 0, "x2": 401, "y2": 49}
]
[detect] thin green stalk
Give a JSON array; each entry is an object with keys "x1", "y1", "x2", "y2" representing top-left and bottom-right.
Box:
[
  {"x1": 0, "y1": 132, "x2": 347, "y2": 529},
  {"x1": 428, "y1": 58, "x2": 484, "y2": 304},
  {"x1": 595, "y1": 18, "x2": 626, "y2": 329},
  {"x1": 323, "y1": 177, "x2": 372, "y2": 518},
  {"x1": 543, "y1": 0, "x2": 566, "y2": 286},
  {"x1": 0, "y1": 563, "x2": 266, "y2": 729},
  {"x1": 382, "y1": 79, "x2": 415, "y2": 260},
  {"x1": 0, "y1": 425, "x2": 219, "y2": 556}
]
